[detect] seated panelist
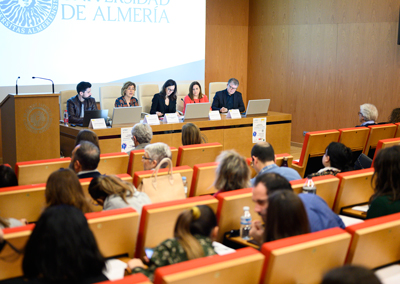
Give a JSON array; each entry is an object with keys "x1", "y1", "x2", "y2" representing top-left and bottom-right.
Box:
[
  {"x1": 183, "y1": 81, "x2": 209, "y2": 114},
  {"x1": 115, "y1": 81, "x2": 139, "y2": 107},
  {"x1": 67, "y1": 81, "x2": 98, "y2": 124},
  {"x1": 211, "y1": 78, "x2": 245, "y2": 113},
  {"x1": 150, "y1": 79, "x2": 178, "y2": 117}
]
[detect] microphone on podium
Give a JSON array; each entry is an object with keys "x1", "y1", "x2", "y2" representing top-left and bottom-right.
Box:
[
  {"x1": 32, "y1": 77, "x2": 55, "y2": 93},
  {"x1": 16, "y1": 76, "x2": 20, "y2": 95}
]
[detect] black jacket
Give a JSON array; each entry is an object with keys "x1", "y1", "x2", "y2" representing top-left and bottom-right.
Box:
[
  {"x1": 211, "y1": 89, "x2": 245, "y2": 112},
  {"x1": 67, "y1": 95, "x2": 98, "y2": 124},
  {"x1": 150, "y1": 93, "x2": 176, "y2": 115}
]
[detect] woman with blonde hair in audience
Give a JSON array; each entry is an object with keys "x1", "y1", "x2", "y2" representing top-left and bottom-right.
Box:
[
  {"x1": 213, "y1": 150, "x2": 250, "y2": 197},
  {"x1": 182, "y1": 81, "x2": 209, "y2": 114},
  {"x1": 181, "y1": 123, "x2": 202, "y2": 145},
  {"x1": 45, "y1": 168, "x2": 91, "y2": 213},
  {"x1": 128, "y1": 205, "x2": 217, "y2": 281},
  {"x1": 367, "y1": 146, "x2": 400, "y2": 219},
  {"x1": 88, "y1": 175, "x2": 151, "y2": 214},
  {"x1": 115, "y1": 81, "x2": 139, "y2": 107}
]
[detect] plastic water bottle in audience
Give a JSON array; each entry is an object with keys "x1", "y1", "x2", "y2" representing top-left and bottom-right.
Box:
[
  {"x1": 281, "y1": 156, "x2": 288, "y2": 167},
  {"x1": 182, "y1": 176, "x2": 187, "y2": 197},
  {"x1": 240, "y1": 206, "x2": 252, "y2": 240},
  {"x1": 63, "y1": 110, "x2": 69, "y2": 126},
  {"x1": 302, "y1": 175, "x2": 316, "y2": 194}
]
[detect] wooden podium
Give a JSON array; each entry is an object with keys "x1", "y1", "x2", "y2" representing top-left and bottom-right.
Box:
[{"x1": 0, "y1": 93, "x2": 60, "y2": 167}]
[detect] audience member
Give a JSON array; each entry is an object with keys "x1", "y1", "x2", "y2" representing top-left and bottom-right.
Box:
[
  {"x1": 115, "y1": 81, "x2": 139, "y2": 107},
  {"x1": 150, "y1": 79, "x2": 178, "y2": 117},
  {"x1": 213, "y1": 150, "x2": 250, "y2": 197},
  {"x1": 74, "y1": 129, "x2": 100, "y2": 151},
  {"x1": 89, "y1": 175, "x2": 151, "y2": 214},
  {"x1": 70, "y1": 141, "x2": 101, "y2": 178},
  {"x1": 142, "y1": 143, "x2": 172, "y2": 170},
  {"x1": 357, "y1": 103, "x2": 378, "y2": 127},
  {"x1": 181, "y1": 123, "x2": 202, "y2": 145},
  {"x1": 130, "y1": 123, "x2": 153, "y2": 151},
  {"x1": 128, "y1": 205, "x2": 217, "y2": 281},
  {"x1": 388, "y1": 108, "x2": 400, "y2": 123},
  {"x1": 250, "y1": 142, "x2": 301, "y2": 184},
  {"x1": 250, "y1": 173, "x2": 344, "y2": 244},
  {"x1": 309, "y1": 142, "x2": 353, "y2": 177},
  {"x1": 182, "y1": 81, "x2": 209, "y2": 114},
  {"x1": 211, "y1": 78, "x2": 245, "y2": 113},
  {"x1": 45, "y1": 168, "x2": 91, "y2": 213},
  {"x1": 12, "y1": 205, "x2": 107, "y2": 283},
  {"x1": 0, "y1": 216, "x2": 26, "y2": 229},
  {"x1": 264, "y1": 190, "x2": 310, "y2": 242},
  {"x1": 0, "y1": 165, "x2": 18, "y2": 188},
  {"x1": 367, "y1": 146, "x2": 400, "y2": 219},
  {"x1": 66, "y1": 81, "x2": 98, "y2": 124},
  {"x1": 321, "y1": 265, "x2": 381, "y2": 284}
]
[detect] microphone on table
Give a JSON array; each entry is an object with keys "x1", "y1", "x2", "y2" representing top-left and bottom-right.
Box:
[
  {"x1": 16, "y1": 76, "x2": 20, "y2": 95},
  {"x1": 32, "y1": 77, "x2": 54, "y2": 93}
]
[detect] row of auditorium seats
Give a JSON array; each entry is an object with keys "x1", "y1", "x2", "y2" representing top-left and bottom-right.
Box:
[
  {"x1": 3, "y1": 192, "x2": 400, "y2": 283},
  {"x1": 59, "y1": 82, "x2": 227, "y2": 119},
  {"x1": 293, "y1": 123, "x2": 400, "y2": 177}
]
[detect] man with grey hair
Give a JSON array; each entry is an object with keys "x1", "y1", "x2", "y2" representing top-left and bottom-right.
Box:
[
  {"x1": 211, "y1": 78, "x2": 245, "y2": 113},
  {"x1": 69, "y1": 141, "x2": 101, "y2": 178},
  {"x1": 130, "y1": 123, "x2": 153, "y2": 151},
  {"x1": 142, "y1": 142, "x2": 172, "y2": 170},
  {"x1": 357, "y1": 103, "x2": 378, "y2": 127}
]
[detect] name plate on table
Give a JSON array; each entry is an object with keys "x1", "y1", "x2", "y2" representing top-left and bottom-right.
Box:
[
  {"x1": 209, "y1": 110, "x2": 221, "y2": 121},
  {"x1": 143, "y1": 114, "x2": 160, "y2": 125},
  {"x1": 226, "y1": 109, "x2": 241, "y2": 119},
  {"x1": 89, "y1": 118, "x2": 107, "y2": 129},
  {"x1": 164, "y1": 113, "x2": 180, "y2": 124}
]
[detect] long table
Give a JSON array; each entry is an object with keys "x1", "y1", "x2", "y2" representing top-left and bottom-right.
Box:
[{"x1": 60, "y1": 111, "x2": 292, "y2": 158}]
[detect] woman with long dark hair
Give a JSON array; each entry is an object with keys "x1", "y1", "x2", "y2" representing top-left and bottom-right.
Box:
[{"x1": 150, "y1": 79, "x2": 178, "y2": 117}]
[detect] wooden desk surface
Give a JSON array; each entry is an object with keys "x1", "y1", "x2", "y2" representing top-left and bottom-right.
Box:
[
  {"x1": 228, "y1": 236, "x2": 260, "y2": 250},
  {"x1": 60, "y1": 112, "x2": 292, "y2": 158},
  {"x1": 341, "y1": 203, "x2": 368, "y2": 219}
]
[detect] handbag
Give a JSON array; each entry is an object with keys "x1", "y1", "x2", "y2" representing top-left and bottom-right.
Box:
[
  {"x1": 137, "y1": 158, "x2": 186, "y2": 203},
  {"x1": 354, "y1": 153, "x2": 373, "y2": 170}
]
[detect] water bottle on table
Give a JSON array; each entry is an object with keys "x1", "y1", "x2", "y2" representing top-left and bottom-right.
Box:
[
  {"x1": 302, "y1": 175, "x2": 316, "y2": 194},
  {"x1": 240, "y1": 206, "x2": 252, "y2": 240}
]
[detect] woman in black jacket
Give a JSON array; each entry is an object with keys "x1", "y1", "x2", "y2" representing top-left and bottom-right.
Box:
[{"x1": 150, "y1": 79, "x2": 178, "y2": 117}]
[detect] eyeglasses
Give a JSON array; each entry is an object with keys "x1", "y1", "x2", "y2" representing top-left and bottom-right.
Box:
[
  {"x1": 167, "y1": 87, "x2": 175, "y2": 93},
  {"x1": 228, "y1": 85, "x2": 238, "y2": 91},
  {"x1": 250, "y1": 157, "x2": 255, "y2": 167},
  {"x1": 142, "y1": 156, "x2": 153, "y2": 161}
]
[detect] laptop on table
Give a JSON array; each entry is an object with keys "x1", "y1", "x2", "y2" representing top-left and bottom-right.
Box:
[
  {"x1": 242, "y1": 99, "x2": 270, "y2": 117},
  {"x1": 183, "y1": 102, "x2": 212, "y2": 121},
  {"x1": 111, "y1": 106, "x2": 142, "y2": 127},
  {"x1": 82, "y1": 110, "x2": 109, "y2": 127}
]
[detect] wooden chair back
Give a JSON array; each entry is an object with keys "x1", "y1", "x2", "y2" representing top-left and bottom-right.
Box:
[
  {"x1": 189, "y1": 162, "x2": 218, "y2": 197},
  {"x1": 345, "y1": 212, "x2": 400, "y2": 268},
  {"x1": 363, "y1": 124, "x2": 396, "y2": 158},
  {"x1": 260, "y1": 228, "x2": 351, "y2": 284},
  {"x1": 338, "y1": 127, "x2": 370, "y2": 165},
  {"x1": 176, "y1": 142, "x2": 223, "y2": 168},
  {"x1": 215, "y1": 188, "x2": 262, "y2": 242},
  {"x1": 99, "y1": 85, "x2": 122, "y2": 116},
  {"x1": 290, "y1": 175, "x2": 340, "y2": 209},
  {"x1": 153, "y1": 247, "x2": 264, "y2": 284},
  {"x1": 395, "y1": 122, "x2": 400, "y2": 137},
  {"x1": 135, "y1": 196, "x2": 218, "y2": 258},
  {"x1": 98, "y1": 152, "x2": 129, "y2": 175},
  {"x1": 86, "y1": 207, "x2": 139, "y2": 258},
  {"x1": 371, "y1": 137, "x2": 400, "y2": 167},
  {"x1": 15, "y1": 157, "x2": 70, "y2": 185},
  {"x1": 127, "y1": 148, "x2": 178, "y2": 177},
  {"x1": 291, "y1": 130, "x2": 340, "y2": 178},
  {"x1": 333, "y1": 169, "x2": 375, "y2": 214},
  {"x1": 137, "y1": 84, "x2": 159, "y2": 114}
]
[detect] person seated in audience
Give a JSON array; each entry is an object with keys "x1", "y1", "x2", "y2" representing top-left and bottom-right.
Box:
[
  {"x1": 250, "y1": 173, "x2": 344, "y2": 244},
  {"x1": 89, "y1": 175, "x2": 151, "y2": 214},
  {"x1": 70, "y1": 141, "x2": 101, "y2": 179},
  {"x1": 0, "y1": 216, "x2": 26, "y2": 229},
  {"x1": 309, "y1": 142, "x2": 353, "y2": 177},
  {"x1": 250, "y1": 142, "x2": 301, "y2": 184},
  {"x1": 182, "y1": 81, "x2": 209, "y2": 114},
  {"x1": 321, "y1": 265, "x2": 382, "y2": 284},
  {"x1": 181, "y1": 123, "x2": 202, "y2": 145},
  {"x1": 367, "y1": 146, "x2": 400, "y2": 219},
  {"x1": 7, "y1": 205, "x2": 107, "y2": 283},
  {"x1": 388, "y1": 107, "x2": 400, "y2": 123},
  {"x1": 211, "y1": 78, "x2": 245, "y2": 113},
  {"x1": 357, "y1": 103, "x2": 378, "y2": 127},
  {"x1": 150, "y1": 79, "x2": 179, "y2": 117},
  {"x1": 130, "y1": 123, "x2": 153, "y2": 152},
  {"x1": 213, "y1": 150, "x2": 250, "y2": 197},
  {"x1": 45, "y1": 168, "x2": 91, "y2": 213},
  {"x1": 67, "y1": 81, "x2": 98, "y2": 124},
  {"x1": 74, "y1": 129, "x2": 100, "y2": 152},
  {"x1": 128, "y1": 205, "x2": 217, "y2": 281},
  {"x1": 0, "y1": 165, "x2": 18, "y2": 188},
  {"x1": 115, "y1": 81, "x2": 139, "y2": 107},
  {"x1": 263, "y1": 190, "x2": 310, "y2": 242},
  {"x1": 142, "y1": 142, "x2": 172, "y2": 170}
]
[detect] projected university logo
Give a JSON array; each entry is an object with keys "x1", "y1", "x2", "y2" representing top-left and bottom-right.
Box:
[{"x1": 0, "y1": 0, "x2": 58, "y2": 34}]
